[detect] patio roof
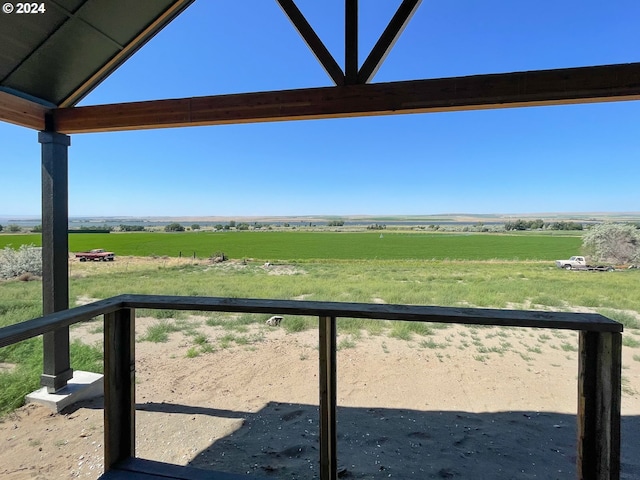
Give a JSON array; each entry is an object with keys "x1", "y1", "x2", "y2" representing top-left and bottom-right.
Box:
[
  {"x1": 1, "y1": 0, "x2": 639, "y2": 134},
  {"x1": 0, "y1": 0, "x2": 193, "y2": 108}
]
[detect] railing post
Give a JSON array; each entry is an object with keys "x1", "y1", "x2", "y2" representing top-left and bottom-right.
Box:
[
  {"x1": 319, "y1": 315, "x2": 337, "y2": 480},
  {"x1": 104, "y1": 307, "x2": 136, "y2": 470},
  {"x1": 39, "y1": 130, "x2": 73, "y2": 393},
  {"x1": 577, "y1": 331, "x2": 622, "y2": 480}
]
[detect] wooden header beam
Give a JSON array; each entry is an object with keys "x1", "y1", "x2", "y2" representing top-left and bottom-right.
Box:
[
  {"x1": 0, "y1": 91, "x2": 49, "y2": 130},
  {"x1": 52, "y1": 62, "x2": 640, "y2": 134}
]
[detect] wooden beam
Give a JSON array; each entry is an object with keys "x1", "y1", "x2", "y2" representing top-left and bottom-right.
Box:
[
  {"x1": 345, "y1": 0, "x2": 358, "y2": 85},
  {"x1": 52, "y1": 63, "x2": 640, "y2": 134},
  {"x1": 0, "y1": 91, "x2": 49, "y2": 130},
  {"x1": 104, "y1": 308, "x2": 136, "y2": 470},
  {"x1": 358, "y1": 0, "x2": 423, "y2": 83},
  {"x1": 0, "y1": 294, "x2": 623, "y2": 348},
  {"x1": 117, "y1": 294, "x2": 623, "y2": 333},
  {"x1": 577, "y1": 331, "x2": 622, "y2": 480},
  {"x1": 276, "y1": 0, "x2": 344, "y2": 86},
  {"x1": 318, "y1": 316, "x2": 337, "y2": 480},
  {"x1": 0, "y1": 297, "x2": 123, "y2": 348}
]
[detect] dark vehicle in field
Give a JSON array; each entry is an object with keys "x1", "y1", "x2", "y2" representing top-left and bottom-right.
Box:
[{"x1": 75, "y1": 249, "x2": 115, "y2": 262}]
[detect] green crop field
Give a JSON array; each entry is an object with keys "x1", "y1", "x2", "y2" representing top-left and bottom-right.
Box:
[
  {"x1": 0, "y1": 231, "x2": 582, "y2": 261},
  {"x1": 1, "y1": 229, "x2": 639, "y2": 418}
]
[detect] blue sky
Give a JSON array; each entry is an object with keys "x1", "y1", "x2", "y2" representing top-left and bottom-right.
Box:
[{"x1": 2, "y1": 0, "x2": 640, "y2": 218}]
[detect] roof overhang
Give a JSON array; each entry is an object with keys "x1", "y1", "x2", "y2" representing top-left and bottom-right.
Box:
[
  {"x1": 1, "y1": 1, "x2": 639, "y2": 134},
  {"x1": 0, "y1": 0, "x2": 194, "y2": 109}
]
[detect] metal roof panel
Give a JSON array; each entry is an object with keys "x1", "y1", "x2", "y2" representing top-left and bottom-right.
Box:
[{"x1": 0, "y1": 0, "x2": 194, "y2": 106}]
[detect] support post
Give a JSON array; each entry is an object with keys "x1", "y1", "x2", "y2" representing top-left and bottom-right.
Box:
[
  {"x1": 104, "y1": 308, "x2": 136, "y2": 469},
  {"x1": 39, "y1": 131, "x2": 72, "y2": 393},
  {"x1": 577, "y1": 331, "x2": 622, "y2": 480},
  {"x1": 319, "y1": 315, "x2": 337, "y2": 480}
]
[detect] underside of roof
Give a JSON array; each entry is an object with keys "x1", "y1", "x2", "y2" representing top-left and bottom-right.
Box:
[
  {"x1": 0, "y1": 0, "x2": 194, "y2": 107},
  {"x1": 1, "y1": 0, "x2": 639, "y2": 134}
]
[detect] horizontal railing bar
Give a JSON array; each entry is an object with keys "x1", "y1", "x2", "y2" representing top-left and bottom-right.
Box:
[
  {"x1": 0, "y1": 294, "x2": 623, "y2": 349},
  {"x1": 0, "y1": 297, "x2": 124, "y2": 348},
  {"x1": 118, "y1": 294, "x2": 622, "y2": 332}
]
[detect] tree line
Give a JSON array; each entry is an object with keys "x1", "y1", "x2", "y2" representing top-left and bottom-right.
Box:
[{"x1": 504, "y1": 219, "x2": 584, "y2": 231}]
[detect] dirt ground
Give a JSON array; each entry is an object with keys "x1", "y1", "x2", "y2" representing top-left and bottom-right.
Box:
[{"x1": 1, "y1": 314, "x2": 639, "y2": 479}]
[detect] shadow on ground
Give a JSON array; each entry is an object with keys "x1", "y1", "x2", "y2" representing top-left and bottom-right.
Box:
[{"x1": 132, "y1": 401, "x2": 640, "y2": 479}]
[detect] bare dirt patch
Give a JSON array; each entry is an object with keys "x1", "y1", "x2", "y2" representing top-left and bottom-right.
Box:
[{"x1": 2, "y1": 320, "x2": 640, "y2": 479}]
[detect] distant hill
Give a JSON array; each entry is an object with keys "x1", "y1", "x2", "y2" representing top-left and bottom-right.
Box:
[{"x1": 2, "y1": 212, "x2": 639, "y2": 228}]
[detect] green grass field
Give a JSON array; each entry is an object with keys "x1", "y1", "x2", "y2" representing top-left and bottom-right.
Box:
[
  {"x1": 2, "y1": 229, "x2": 637, "y2": 417},
  {"x1": 0, "y1": 231, "x2": 582, "y2": 261}
]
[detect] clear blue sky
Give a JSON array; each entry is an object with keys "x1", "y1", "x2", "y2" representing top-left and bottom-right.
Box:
[{"x1": 2, "y1": 0, "x2": 639, "y2": 218}]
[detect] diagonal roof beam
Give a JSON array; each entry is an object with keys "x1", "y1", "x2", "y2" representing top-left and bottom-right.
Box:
[
  {"x1": 276, "y1": 0, "x2": 345, "y2": 86},
  {"x1": 358, "y1": 0, "x2": 423, "y2": 84},
  {"x1": 52, "y1": 63, "x2": 640, "y2": 134}
]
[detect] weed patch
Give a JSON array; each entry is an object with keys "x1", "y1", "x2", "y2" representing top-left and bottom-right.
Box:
[
  {"x1": 283, "y1": 316, "x2": 315, "y2": 333},
  {"x1": 419, "y1": 339, "x2": 447, "y2": 349},
  {"x1": 138, "y1": 320, "x2": 183, "y2": 343},
  {"x1": 623, "y1": 335, "x2": 640, "y2": 348}
]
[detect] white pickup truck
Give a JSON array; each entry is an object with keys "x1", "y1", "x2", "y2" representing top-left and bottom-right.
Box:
[{"x1": 555, "y1": 256, "x2": 614, "y2": 271}]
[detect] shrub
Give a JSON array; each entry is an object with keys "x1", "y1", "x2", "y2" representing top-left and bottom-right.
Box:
[
  {"x1": 210, "y1": 251, "x2": 227, "y2": 263},
  {"x1": 119, "y1": 224, "x2": 145, "y2": 232},
  {"x1": 0, "y1": 244, "x2": 43, "y2": 280},
  {"x1": 165, "y1": 222, "x2": 185, "y2": 232},
  {"x1": 583, "y1": 223, "x2": 640, "y2": 264},
  {"x1": 79, "y1": 225, "x2": 111, "y2": 232}
]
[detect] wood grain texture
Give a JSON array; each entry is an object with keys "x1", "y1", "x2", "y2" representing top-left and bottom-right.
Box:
[
  {"x1": 0, "y1": 91, "x2": 48, "y2": 130},
  {"x1": 578, "y1": 331, "x2": 622, "y2": 480},
  {"x1": 53, "y1": 63, "x2": 640, "y2": 133},
  {"x1": 104, "y1": 308, "x2": 136, "y2": 470},
  {"x1": 319, "y1": 316, "x2": 337, "y2": 480}
]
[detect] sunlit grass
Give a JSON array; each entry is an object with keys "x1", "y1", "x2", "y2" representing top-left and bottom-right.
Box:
[{"x1": 1, "y1": 257, "x2": 639, "y2": 416}]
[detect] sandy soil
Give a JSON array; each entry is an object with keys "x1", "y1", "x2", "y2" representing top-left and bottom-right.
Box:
[{"x1": 1, "y1": 314, "x2": 639, "y2": 479}]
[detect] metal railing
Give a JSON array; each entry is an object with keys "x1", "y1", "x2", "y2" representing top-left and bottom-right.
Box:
[{"x1": 0, "y1": 294, "x2": 623, "y2": 480}]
